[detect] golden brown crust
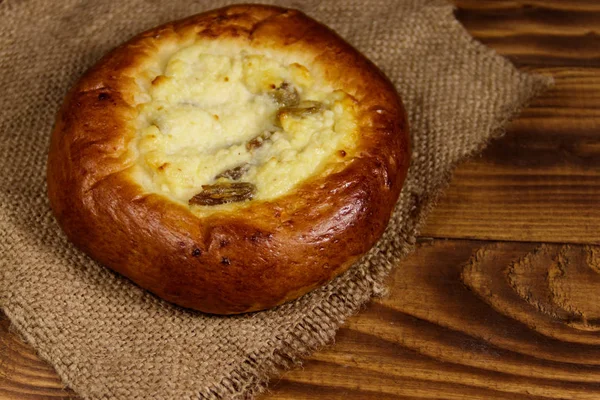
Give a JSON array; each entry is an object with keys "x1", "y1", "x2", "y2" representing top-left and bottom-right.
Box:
[{"x1": 46, "y1": 4, "x2": 410, "y2": 314}]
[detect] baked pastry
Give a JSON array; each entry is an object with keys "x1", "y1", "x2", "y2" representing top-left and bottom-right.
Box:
[{"x1": 47, "y1": 4, "x2": 410, "y2": 314}]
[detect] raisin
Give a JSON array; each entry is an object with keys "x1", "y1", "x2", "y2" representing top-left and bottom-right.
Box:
[
  {"x1": 215, "y1": 164, "x2": 249, "y2": 181},
  {"x1": 189, "y1": 182, "x2": 256, "y2": 206},
  {"x1": 277, "y1": 100, "x2": 324, "y2": 120},
  {"x1": 246, "y1": 131, "x2": 274, "y2": 151},
  {"x1": 269, "y1": 82, "x2": 300, "y2": 107}
]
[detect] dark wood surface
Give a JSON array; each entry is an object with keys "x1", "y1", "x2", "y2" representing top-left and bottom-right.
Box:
[{"x1": 2, "y1": 1, "x2": 599, "y2": 399}]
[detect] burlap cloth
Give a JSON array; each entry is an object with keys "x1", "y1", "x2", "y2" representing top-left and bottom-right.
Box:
[{"x1": 0, "y1": 0, "x2": 552, "y2": 399}]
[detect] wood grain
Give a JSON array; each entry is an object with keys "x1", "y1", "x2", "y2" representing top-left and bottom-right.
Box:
[
  {"x1": 420, "y1": 1, "x2": 600, "y2": 244},
  {"x1": 268, "y1": 241, "x2": 600, "y2": 399},
  {"x1": 2, "y1": 1, "x2": 600, "y2": 399},
  {"x1": 454, "y1": 0, "x2": 600, "y2": 69},
  {"x1": 4, "y1": 241, "x2": 600, "y2": 399},
  {"x1": 0, "y1": 315, "x2": 72, "y2": 399}
]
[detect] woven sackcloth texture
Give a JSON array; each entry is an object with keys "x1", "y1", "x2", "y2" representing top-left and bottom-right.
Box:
[{"x1": 0, "y1": 0, "x2": 552, "y2": 399}]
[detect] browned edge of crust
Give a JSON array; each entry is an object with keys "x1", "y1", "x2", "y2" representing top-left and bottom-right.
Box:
[{"x1": 46, "y1": 4, "x2": 410, "y2": 314}]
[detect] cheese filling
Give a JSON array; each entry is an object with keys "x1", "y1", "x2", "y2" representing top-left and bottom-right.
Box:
[{"x1": 131, "y1": 42, "x2": 358, "y2": 212}]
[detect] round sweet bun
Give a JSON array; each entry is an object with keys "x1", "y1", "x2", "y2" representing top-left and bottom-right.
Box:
[{"x1": 47, "y1": 4, "x2": 410, "y2": 314}]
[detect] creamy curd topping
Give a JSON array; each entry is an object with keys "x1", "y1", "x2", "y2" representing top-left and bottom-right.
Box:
[{"x1": 130, "y1": 41, "x2": 358, "y2": 212}]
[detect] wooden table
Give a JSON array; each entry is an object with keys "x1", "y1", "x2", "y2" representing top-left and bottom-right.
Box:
[{"x1": 2, "y1": 1, "x2": 599, "y2": 398}]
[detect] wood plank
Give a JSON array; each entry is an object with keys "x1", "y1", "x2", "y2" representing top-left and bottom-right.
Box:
[
  {"x1": 269, "y1": 240, "x2": 600, "y2": 399},
  {"x1": 452, "y1": 0, "x2": 600, "y2": 67},
  {"x1": 419, "y1": 2, "x2": 600, "y2": 244},
  {"x1": 453, "y1": 0, "x2": 600, "y2": 12},
  {"x1": 419, "y1": 66, "x2": 600, "y2": 244},
  {"x1": 3, "y1": 240, "x2": 600, "y2": 399}
]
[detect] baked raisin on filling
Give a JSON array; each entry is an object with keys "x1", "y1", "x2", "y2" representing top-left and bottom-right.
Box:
[{"x1": 133, "y1": 43, "x2": 358, "y2": 213}]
